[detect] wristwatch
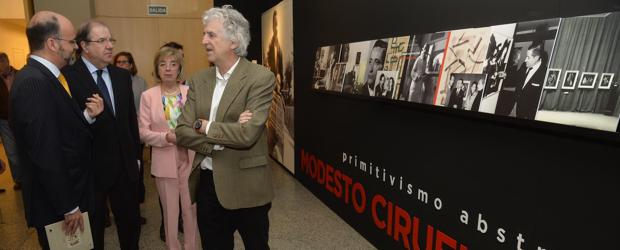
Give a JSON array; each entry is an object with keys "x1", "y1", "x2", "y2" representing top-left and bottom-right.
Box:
[{"x1": 193, "y1": 120, "x2": 202, "y2": 132}]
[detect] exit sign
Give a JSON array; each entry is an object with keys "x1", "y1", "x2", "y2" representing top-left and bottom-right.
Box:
[{"x1": 148, "y1": 5, "x2": 167, "y2": 16}]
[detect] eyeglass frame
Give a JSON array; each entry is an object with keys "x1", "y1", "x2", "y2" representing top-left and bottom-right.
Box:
[{"x1": 86, "y1": 38, "x2": 117, "y2": 45}]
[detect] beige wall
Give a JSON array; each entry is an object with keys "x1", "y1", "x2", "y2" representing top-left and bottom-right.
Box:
[
  {"x1": 0, "y1": 0, "x2": 27, "y2": 19},
  {"x1": 0, "y1": 19, "x2": 29, "y2": 69},
  {"x1": 33, "y1": 0, "x2": 95, "y2": 27},
  {"x1": 29, "y1": 0, "x2": 213, "y2": 86},
  {"x1": 95, "y1": 0, "x2": 213, "y2": 87}
]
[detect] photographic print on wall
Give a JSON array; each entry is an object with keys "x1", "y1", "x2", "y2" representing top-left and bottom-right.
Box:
[
  {"x1": 561, "y1": 70, "x2": 579, "y2": 90},
  {"x1": 578, "y1": 72, "x2": 597, "y2": 89},
  {"x1": 479, "y1": 24, "x2": 517, "y2": 114},
  {"x1": 312, "y1": 11, "x2": 620, "y2": 133},
  {"x1": 384, "y1": 36, "x2": 411, "y2": 100},
  {"x1": 534, "y1": 12, "x2": 620, "y2": 132},
  {"x1": 599, "y1": 73, "x2": 614, "y2": 89},
  {"x1": 543, "y1": 69, "x2": 561, "y2": 89},
  {"x1": 262, "y1": 0, "x2": 294, "y2": 172},
  {"x1": 400, "y1": 32, "x2": 448, "y2": 104}
]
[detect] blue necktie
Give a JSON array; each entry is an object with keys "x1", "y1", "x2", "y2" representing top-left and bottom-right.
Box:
[{"x1": 96, "y1": 69, "x2": 113, "y2": 114}]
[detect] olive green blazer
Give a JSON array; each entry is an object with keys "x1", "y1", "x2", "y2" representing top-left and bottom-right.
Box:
[{"x1": 176, "y1": 58, "x2": 275, "y2": 209}]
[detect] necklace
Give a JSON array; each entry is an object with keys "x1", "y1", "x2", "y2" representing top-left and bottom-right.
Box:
[{"x1": 162, "y1": 85, "x2": 180, "y2": 96}]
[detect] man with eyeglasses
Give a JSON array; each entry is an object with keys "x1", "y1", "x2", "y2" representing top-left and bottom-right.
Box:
[
  {"x1": 62, "y1": 20, "x2": 141, "y2": 250},
  {"x1": 10, "y1": 11, "x2": 104, "y2": 250}
]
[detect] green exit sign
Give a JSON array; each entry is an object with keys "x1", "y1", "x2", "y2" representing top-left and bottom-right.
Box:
[{"x1": 148, "y1": 5, "x2": 167, "y2": 16}]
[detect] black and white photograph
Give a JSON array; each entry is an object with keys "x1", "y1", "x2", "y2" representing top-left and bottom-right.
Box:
[
  {"x1": 561, "y1": 70, "x2": 579, "y2": 90},
  {"x1": 599, "y1": 73, "x2": 614, "y2": 89},
  {"x1": 374, "y1": 70, "x2": 399, "y2": 99},
  {"x1": 578, "y1": 72, "x2": 597, "y2": 89},
  {"x1": 535, "y1": 12, "x2": 620, "y2": 132},
  {"x1": 543, "y1": 69, "x2": 561, "y2": 89},
  {"x1": 445, "y1": 73, "x2": 487, "y2": 111},
  {"x1": 436, "y1": 27, "x2": 491, "y2": 107},
  {"x1": 312, "y1": 46, "x2": 336, "y2": 90},
  {"x1": 399, "y1": 32, "x2": 448, "y2": 104},
  {"x1": 384, "y1": 36, "x2": 411, "y2": 100},
  {"x1": 359, "y1": 39, "x2": 389, "y2": 97},
  {"x1": 493, "y1": 18, "x2": 560, "y2": 120},
  {"x1": 479, "y1": 24, "x2": 517, "y2": 114},
  {"x1": 341, "y1": 41, "x2": 371, "y2": 94}
]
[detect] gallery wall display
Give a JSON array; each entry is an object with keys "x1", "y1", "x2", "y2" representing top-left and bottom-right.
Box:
[
  {"x1": 262, "y1": 0, "x2": 294, "y2": 173},
  {"x1": 312, "y1": 12, "x2": 620, "y2": 132}
]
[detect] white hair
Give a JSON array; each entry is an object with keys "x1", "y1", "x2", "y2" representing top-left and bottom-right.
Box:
[{"x1": 202, "y1": 5, "x2": 250, "y2": 57}]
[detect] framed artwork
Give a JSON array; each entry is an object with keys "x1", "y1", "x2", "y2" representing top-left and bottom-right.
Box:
[
  {"x1": 562, "y1": 70, "x2": 579, "y2": 90},
  {"x1": 578, "y1": 72, "x2": 597, "y2": 89},
  {"x1": 599, "y1": 73, "x2": 614, "y2": 89},
  {"x1": 543, "y1": 68, "x2": 561, "y2": 89}
]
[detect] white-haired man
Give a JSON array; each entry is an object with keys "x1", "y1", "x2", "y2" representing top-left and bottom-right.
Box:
[{"x1": 176, "y1": 5, "x2": 275, "y2": 249}]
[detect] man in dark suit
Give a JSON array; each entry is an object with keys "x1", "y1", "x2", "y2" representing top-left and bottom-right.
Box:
[
  {"x1": 176, "y1": 5, "x2": 275, "y2": 250},
  {"x1": 514, "y1": 44, "x2": 547, "y2": 119},
  {"x1": 62, "y1": 20, "x2": 141, "y2": 250},
  {"x1": 10, "y1": 11, "x2": 103, "y2": 250}
]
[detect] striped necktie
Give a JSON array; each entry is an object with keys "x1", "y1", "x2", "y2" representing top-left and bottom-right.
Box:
[{"x1": 57, "y1": 73, "x2": 72, "y2": 97}]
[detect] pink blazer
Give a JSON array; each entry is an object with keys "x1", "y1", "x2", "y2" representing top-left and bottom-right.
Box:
[{"x1": 139, "y1": 85, "x2": 195, "y2": 178}]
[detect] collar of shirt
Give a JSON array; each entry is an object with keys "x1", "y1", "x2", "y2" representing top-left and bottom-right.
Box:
[
  {"x1": 82, "y1": 56, "x2": 109, "y2": 76},
  {"x1": 30, "y1": 55, "x2": 60, "y2": 78},
  {"x1": 215, "y1": 58, "x2": 241, "y2": 81}
]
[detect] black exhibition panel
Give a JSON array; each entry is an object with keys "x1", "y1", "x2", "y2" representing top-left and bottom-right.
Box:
[{"x1": 294, "y1": 0, "x2": 620, "y2": 249}]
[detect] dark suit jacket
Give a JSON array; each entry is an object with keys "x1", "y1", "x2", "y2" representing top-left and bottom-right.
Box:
[
  {"x1": 62, "y1": 58, "x2": 140, "y2": 189},
  {"x1": 10, "y1": 58, "x2": 93, "y2": 228},
  {"x1": 176, "y1": 58, "x2": 275, "y2": 209},
  {"x1": 515, "y1": 64, "x2": 547, "y2": 119}
]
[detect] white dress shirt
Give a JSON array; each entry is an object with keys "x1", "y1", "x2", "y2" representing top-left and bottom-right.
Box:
[
  {"x1": 82, "y1": 57, "x2": 116, "y2": 114},
  {"x1": 200, "y1": 58, "x2": 241, "y2": 170},
  {"x1": 523, "y1": 60, "x2": 542, "y2": 89}
]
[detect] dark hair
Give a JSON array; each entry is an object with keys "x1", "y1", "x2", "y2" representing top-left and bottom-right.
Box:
[
  {"x1": 75, "y1": 20, "x2": 108, "y2": 56},
  {"x1": 527, "y1": 43, "x2": 544, "y2": 58},
  {"x1": 0, "y1": 52, "x2": 8, "y2": 61},
  {"x1": 372, "y1": 39, "x2": 388, "y2": 62},
  {"x1": 161, "y1": 41, "x2": 183, "y2": 50},
  {"x1": 114, "y1": 51, "x2": 137, "y2": 75},
  {"x1": 26, "y1": 15, "x2": 60, "y2": 52}
]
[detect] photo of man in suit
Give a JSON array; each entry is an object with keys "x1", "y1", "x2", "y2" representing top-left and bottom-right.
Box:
[
  {"x1": 62, "y1": 20, "x2": 141, "y2": 249},
  {"x1": 10, "y1": 11, "x2": 104, "y2": 250},
  {"x1": 175, "y1": 5, "x2": 275, "y2": 249},
  {"x1": 514, "y1": 44, "x2": 547, "y2": 119}
]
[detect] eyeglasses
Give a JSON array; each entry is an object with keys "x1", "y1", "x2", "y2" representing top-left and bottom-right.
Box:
[
  {"x1": 86, "y1": 38, "x2": 117, "y2": 45},
  {"x1": 52, "y1": 37, "x2": 77, "y2": 45},
  {"x1": 115, "y1": 60, "x2": 130, "y2": 64}
]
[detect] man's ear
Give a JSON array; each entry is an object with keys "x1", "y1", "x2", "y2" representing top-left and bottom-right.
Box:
[
  {"x1": 80, "y1": 41, "x2": 88, "y2": 54},
  {"x1": 47, "y1": 37, "x2": 59, "y2": 52},
  {"x1": 230, "y1": 40, "x2": 239, "y2": 51}
]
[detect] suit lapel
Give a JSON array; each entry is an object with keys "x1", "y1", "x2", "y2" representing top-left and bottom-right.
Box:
[
  {"x1": 107, "y1": 65, "x2": 122, "y2": 117},
  {"x1": 215, "y1": 59, "x2": 248, "y2": 122},
  {"x1": 154, "y1": 86, "x2": 166, "y2": 125},
  {"x1": 200, "y1": 68, "x2": 216, "y2": 119},
  {"x1": 29, "y1": 59, "x2": 88, "y2": 125}
]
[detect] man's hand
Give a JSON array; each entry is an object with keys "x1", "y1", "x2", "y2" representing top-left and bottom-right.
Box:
[
  {"x1": 165, "y1": 130, "x2": 177, "y2": 144},
  {"x1": 238, "y1": 110, "x2": 253, "y2": 124},
  {"x1": 86, "y1": 94, "x2": 104, "y2": 117},
  {"x1": 62, "y1": 210, "x2": 84, "y2": 236}
]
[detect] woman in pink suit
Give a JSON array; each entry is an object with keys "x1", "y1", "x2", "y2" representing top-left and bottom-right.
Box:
[{"x1": 139, "y1": 47, "x2": 197, "y2": 250}]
